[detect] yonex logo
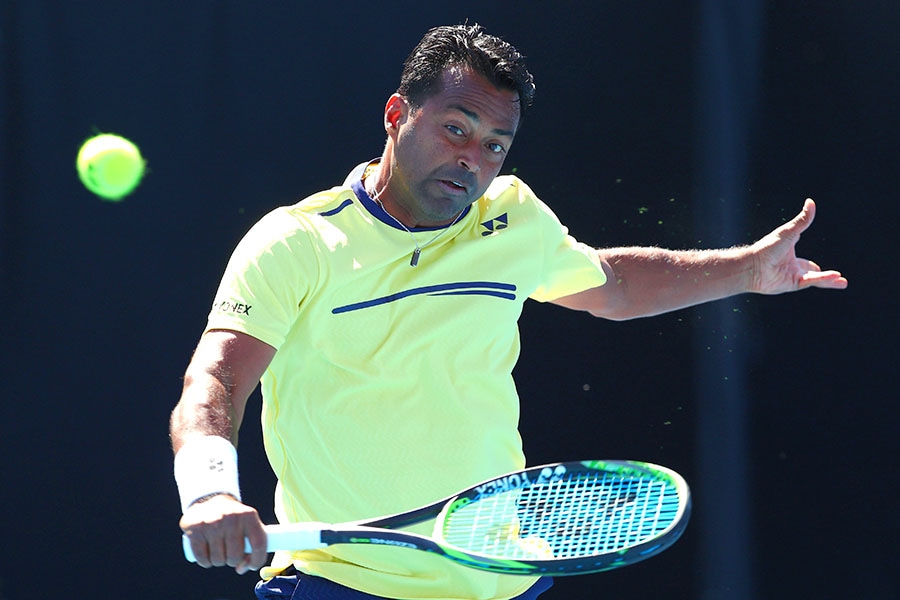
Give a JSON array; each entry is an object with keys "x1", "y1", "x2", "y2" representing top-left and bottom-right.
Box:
[
  {"x1": 213, "y1": 300, "x2": 251, "y2": 315},
  {"x1": 480, "y1": 213, "x2": 508, "y2": 236}
]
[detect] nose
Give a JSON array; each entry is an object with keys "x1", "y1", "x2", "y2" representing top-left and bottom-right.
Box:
[
  {"x1": 458, "y1": 146, "x2": 481, "y2": 174},
  {"x1": 459, "y1": 159, "x2": 480, "y2": 173}
]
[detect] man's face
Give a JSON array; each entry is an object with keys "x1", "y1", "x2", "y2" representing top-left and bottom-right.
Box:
[{"x1": 385, "y1": 66, "x2": 520, "y2": 227}]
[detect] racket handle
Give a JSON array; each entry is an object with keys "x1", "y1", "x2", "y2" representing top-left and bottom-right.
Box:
[{"x1": 182, "y1": 523, "x2": 328, "y2": 562}]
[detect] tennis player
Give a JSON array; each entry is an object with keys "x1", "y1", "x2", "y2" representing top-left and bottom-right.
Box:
[{"x1": 170, "y1": 24, "x2": 847, "y2": 600}]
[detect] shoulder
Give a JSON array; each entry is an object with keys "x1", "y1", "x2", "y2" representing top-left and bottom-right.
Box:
[
  {"x1": 481, "y1": 174, "x2": 562, "y2": 223},
  {"x1": 283, "y1": 186, "x2": 357, "y2": 223},
  {"x1": 484, "y1": 174, "x2": 534, "y2": 201},
  {"x1": 249, "y1": 187, "x2": 355, "y2": 238},
  {"x1": 223, "y1": 190, "x2": 344, "y2": 269}
]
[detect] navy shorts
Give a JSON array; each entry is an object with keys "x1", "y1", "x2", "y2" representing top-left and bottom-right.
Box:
[{"x1": 254, "y1": 568, "x2": 553, "y2": 599}]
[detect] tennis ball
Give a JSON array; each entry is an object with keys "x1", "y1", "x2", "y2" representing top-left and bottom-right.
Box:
[{"x1": 76, "y1": 133, "x2": 146, "y2": 201}]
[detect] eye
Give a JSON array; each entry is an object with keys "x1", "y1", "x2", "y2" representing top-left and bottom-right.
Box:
[
  {"x1": 446, "y1": 124, "x2": 465, "y2": 137},
  {"x1": 486, "y1": 142, "x2": 506, "y2": 155}
]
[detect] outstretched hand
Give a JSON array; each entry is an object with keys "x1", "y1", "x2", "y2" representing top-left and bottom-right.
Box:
[{"x1": 749, "y1": 199, "x2": 848, "y2": 294}]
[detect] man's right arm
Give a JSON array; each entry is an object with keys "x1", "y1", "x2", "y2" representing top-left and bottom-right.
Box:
[{"x1": 170, "y1": 329, "x2": 276, "y2": 574}]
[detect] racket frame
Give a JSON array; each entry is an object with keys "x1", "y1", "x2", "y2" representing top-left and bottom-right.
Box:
[{"x1": 182, "y1": 459, "x2": 691, "y2": 576}]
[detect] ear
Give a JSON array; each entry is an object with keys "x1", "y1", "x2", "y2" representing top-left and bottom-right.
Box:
[{"x1": 384, "y1": 93, "x2": 409, "y2": 134}]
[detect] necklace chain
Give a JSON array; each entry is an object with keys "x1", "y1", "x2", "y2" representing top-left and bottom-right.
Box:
[{"x1": 375, "y1": 198, "x2": 464, "y2": 267}]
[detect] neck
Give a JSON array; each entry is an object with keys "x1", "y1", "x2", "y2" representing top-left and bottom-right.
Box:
[{"x1": 365, "y1": 161, "x2": 445, "y2": 229}]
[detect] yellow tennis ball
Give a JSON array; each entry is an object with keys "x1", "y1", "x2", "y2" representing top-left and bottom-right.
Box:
[{"x1": 76, "y1": 133, "x2": 146, "y2": 201}]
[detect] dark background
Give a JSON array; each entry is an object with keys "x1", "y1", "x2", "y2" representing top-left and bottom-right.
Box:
[{"x1": 1, "y1": 1, "x2": 896, "y2": 599}]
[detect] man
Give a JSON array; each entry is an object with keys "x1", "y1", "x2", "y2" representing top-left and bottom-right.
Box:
[{"x1": 170, "y1": 24, "x2": 846, "y2": 600}]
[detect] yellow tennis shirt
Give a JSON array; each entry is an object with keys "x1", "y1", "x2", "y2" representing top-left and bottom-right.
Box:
[{"x1": 204, "y1": 164, "x2": 607, "y2": 599}]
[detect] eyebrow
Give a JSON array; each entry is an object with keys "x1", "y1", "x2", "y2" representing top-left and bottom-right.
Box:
[{"x1": 450, "y1": 104, "x2": 516, "y2": 138}]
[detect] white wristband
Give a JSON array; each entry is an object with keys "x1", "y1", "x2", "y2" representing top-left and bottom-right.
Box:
[{"x1": 174, "y1": 435, "x2": 242, "y2": 513}]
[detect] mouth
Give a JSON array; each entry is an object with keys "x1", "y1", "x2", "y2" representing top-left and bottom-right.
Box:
[{"x1": 438, "y1": 179, "x2": 469, "y2": 194}]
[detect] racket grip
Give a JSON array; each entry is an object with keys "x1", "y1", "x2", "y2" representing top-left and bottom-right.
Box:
[{"x1": 182, "y1": 524, "x2": 329, "y2": 562}]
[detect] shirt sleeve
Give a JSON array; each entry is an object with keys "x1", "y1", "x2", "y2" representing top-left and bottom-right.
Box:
[
  {"x1": 204, "y1": 208, "x2": 314, "y2": 349},
  {"x1": 525, "y1": 186, "x2": 607, "y2": 302}
]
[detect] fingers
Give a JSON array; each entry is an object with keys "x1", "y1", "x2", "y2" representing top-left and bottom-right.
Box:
[
  {"x1": 242, "y1": 524, "x2": 270, "y2": 573},
  {"x1": 801, "y1": 269, "x2": 848, "y2": 290},
  {"x1": 781, "y1": 198, "x2": 816, "y2": 237},
  {"x1": 183, "y1": 524, "x2": 244, "y2": 568},
  {"x1": 185, "y1": 522, "x2": 265, "y2": 573},
  {"x1": 207, "y1": 522, "x2": 250, "y2": 568},
  {"x1": 233, "y1": 524, "x2": 269, "y2": 575},
  {"x1": 797, "y1": 201, "x2": 848, "y2": 289},
  {"x1": 790, "y1": 257, "x2": 847, "y2": 290},
  {"x1": 180, "y1": 495, "x2": 268, "y2": 574}
]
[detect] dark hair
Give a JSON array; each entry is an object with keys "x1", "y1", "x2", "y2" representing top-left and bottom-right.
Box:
[{"x1": 398, "y1": 24, "x2": 536, "y2": 123}]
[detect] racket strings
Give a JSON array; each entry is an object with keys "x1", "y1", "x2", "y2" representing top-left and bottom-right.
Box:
[{"x1": 441, "y1": 471, "x2": 682, "y2": 560}]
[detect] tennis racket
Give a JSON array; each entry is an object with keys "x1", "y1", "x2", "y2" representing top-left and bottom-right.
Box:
[{"x1": 183, "y1": 460, "x2": 690, "y2": 576}]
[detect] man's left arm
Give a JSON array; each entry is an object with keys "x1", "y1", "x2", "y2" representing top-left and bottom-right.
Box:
[{"x1": 551, "y1": 199, "x2": 848, "y2": 320}]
